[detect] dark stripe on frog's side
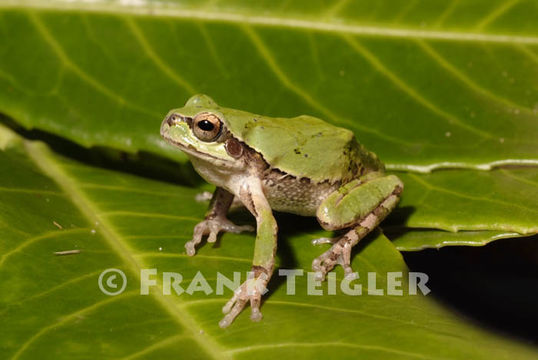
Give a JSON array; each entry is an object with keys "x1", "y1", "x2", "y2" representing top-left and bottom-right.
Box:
[{"x1": 227, "y1": 131, "x2": 384, "y2": 217}]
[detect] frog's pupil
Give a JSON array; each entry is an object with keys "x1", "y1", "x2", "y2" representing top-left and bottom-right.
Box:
[{"x1": 198, "y1": 120, "x2": 214, "y2": 131}]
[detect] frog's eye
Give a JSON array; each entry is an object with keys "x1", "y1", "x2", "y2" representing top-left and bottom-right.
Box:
[{"x1": 192, "y1": 113, "x2": 222, "y2": 142}]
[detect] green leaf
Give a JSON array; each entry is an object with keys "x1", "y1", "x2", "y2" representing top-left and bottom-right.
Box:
[
  {"x1": 1, "y1": 0, "x2": 537, "y2": 170},
  {"x1": 394, "y1": 169, "x2": 538, "y2": 234},
  {"x1": 1, "y1": 124, "x2": 537, "y2": 359},
  {"x1": 387, "y1": 228, "x2": 530, "y2": 251},
  {"x1": 1, "y1": 1, "x2": 538, "y2": 355},
  {"x1": 1, "y1": 0, "x2": 537, "y2": 248}
]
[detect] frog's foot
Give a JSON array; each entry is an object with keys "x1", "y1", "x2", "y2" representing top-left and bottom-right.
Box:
[
  {"x1": 312, "y1": 230, "x2": 359, "y2": 281},
  {"x1": 219, "y1": 268, "x2": 270, "y2": 328},
  {"x1": 185, "y1": 217, "x2": 254, "y2": 256}
]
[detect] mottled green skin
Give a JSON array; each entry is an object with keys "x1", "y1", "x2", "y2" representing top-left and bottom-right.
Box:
[{"x1": 166, "y1": 94, "x2": 383, "y2": 183}]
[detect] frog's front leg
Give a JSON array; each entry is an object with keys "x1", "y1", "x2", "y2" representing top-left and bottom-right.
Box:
[
  {"x1": 313, "y1": 174, "x2": 403, "y2": 280},
  {"x1": 186, "y1": 187, "x2": 254, "y2": 256},
  {"x1": 219, "y1": 178, "x2": 277, "y2": 328}
]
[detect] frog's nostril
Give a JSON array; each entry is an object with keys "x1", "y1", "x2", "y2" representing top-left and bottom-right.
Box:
[{"x1": 167, "y1": 114, "x2": 179, "y2": 127}]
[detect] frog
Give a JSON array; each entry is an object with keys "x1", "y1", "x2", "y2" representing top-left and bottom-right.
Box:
[{"x1": 160, "y1": 94, "x2": 403, "y2": 328}]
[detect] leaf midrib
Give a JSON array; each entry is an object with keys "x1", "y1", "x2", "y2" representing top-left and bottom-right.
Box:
[
  {"x1": 2, "y1": 0, "x2": 538, "y2": 45},
  {"x1": 23, "y1": 140, "x2": 230, "y2": 360}
]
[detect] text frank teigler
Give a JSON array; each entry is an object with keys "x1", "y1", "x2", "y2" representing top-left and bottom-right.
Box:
[{"x1": 98, "y1": 268, "x2": 431, "y2": 297}]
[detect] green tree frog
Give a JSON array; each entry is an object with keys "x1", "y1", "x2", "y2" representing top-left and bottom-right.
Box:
[{"x1": 160, "y1": 95, "x2": 403, "y2": 328}]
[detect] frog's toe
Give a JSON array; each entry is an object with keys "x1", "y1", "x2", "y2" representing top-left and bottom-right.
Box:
[
  {"x1": 220, "y1": 295, "x2": 248, "y2": 328},
  {"x1": 220, "y1": 220, "x2": 255, "y2": 234},
  {"x1": 207, "y1": 219, "x2": 253, "y2": 243},
  {"x1": 311, "y1": 236, "x2": 339, "y2": 246},
  {"x1": 194, "y1": 191, "x2": 213, "y2": 203},
  {"x1": 185, "y1": 241, "x2": 197, "y2": 256},
  {"x1": 219, "y1": 274, "x2": 267, "y2": 328},
  {"x1": 219, "y1": 287, "x2": 251, "y2": 328},
  {"x1": 186, "y1": 218, "x2": 254, "y2": 255},
  {"x1": 336, "y1": 241, "x2": 354, "y2": 277},
  {"x1": 250, "y1": 307, "x2": 263, "y2": 322},
  {"x1": 312, "y1": 235, "x2": 355, "y2": 281},
  {"x1": 312, "y1": 244, "x2": 340, "y2": 280},
  {"x1": 185, "y1": 221, "x2": 208, "y2": 255}
]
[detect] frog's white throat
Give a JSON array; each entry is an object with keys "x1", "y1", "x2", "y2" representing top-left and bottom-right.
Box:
[{"x1": 189, "y1": 155, "x2": 247, "y2": 194}]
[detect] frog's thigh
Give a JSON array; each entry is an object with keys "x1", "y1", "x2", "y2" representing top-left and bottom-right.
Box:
[
  {"x1": 316, "y1": 175, "x2": 403, "y2": 231},
  {"x1": 312, "y1": 175, "x2": 403, "y2": 279}
]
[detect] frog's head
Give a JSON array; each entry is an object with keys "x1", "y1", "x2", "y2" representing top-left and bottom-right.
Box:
[{"x1": 160, "y1": 95, "x2": 246, "y2": 169}]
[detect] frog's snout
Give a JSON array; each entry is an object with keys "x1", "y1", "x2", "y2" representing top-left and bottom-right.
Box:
[
  {"x1": 161, "y1": 113, "x2": 183, "y2": 138},
  {"x1": 165, "y1": 113, "x2": 181, "y2": 127}
]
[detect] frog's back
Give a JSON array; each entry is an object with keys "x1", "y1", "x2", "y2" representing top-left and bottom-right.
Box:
[{"x1": 222, "y1": 109, "x2": 382, "y2": 183}]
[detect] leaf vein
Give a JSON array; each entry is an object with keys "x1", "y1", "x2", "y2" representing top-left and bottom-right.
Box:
[
  {"x1": 10, "y1": 291, "x2": 139, "y2": 360},
  {"x1": 124, "y1": 18, "x2": 197, "y2": 94},
  {"x1": 6, "y1": 2, "x2": 538, "y2": 44},
  {"x1": 408, "y1": 173, "x2": 538, "y2": 215},
  {"x1": 226, "y1": 341, "x2": 444, "y2": 359},
  {"x1": 27, "y1": 13, "x2": 161, "y2": 119},
  {"x1": 0, "y1": 228, "x2": 90, "y2": 268},
  {"x1": 343, "y1": 35, "x2": 495, "y2": 139},
  {"x1": 475, "y1": 0, "x2": 520, "y2": 31},
  {"x1": 100, "y1": 210, "x2": 200, "y2": 222},
  {"x1": 119, "y1": 334, "x2": 189, "y2": 360},
  {"x1": 23, "y1": 141, "x2": 231, "y2": 360},
  {"x1": 416, "y1": 40, "x2": 534, "y2": 114},
  {"x1": 241, "y1": 25, "x2": 416, "y2": 147}
]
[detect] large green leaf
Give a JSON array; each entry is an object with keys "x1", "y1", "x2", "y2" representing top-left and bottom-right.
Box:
[
  {"x1": 388, "y1": 228, "x2": 529, "y2": 251},
  {"x1": 1, "y1": 124, "x2": 537, "y2": 359},
  {"x1": 1, "y1": 0, "x2": 537, "y2": 248},
  {"x1": 395, "y1": 169, "x2": 538, "y2": 234},
  {"x1": 0, "y1": 0, "x2": 537, "y2": 171},
  {"x1": 384, "y1": 169, "x2": 538, "y2": 249},
  {"x1": 0, "y1": 0, "x2": 537, "y2": 356}
]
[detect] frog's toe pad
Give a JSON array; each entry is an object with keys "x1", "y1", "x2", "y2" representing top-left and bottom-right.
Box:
[
  {"x1": 185, "y1": 242, "x2": 197, "y2": 256},
  {"x1": 311, "y1": 236, "x2": 339, "y2": 246},
  {"x1": 194, "y1": 191, "x2": 213, "y2": 203},
  {"x1": 250, "y1": 308, "x2": 263, "y2": 322}
]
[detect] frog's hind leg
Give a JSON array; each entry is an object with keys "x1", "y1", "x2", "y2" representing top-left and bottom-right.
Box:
[{"x1": 313, "y1": 175, "x2": 403, "y2": 281}]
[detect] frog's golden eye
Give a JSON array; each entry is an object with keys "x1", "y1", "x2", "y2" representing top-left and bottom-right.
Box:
[{"x1": 192, "y1": 113, "x2": 222, "y2": 142}]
